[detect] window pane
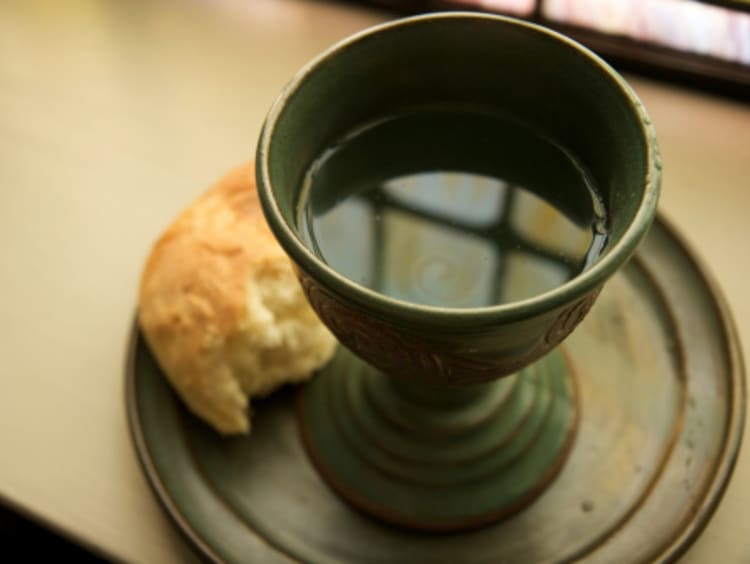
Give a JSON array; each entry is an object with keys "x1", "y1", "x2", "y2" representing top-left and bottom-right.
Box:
[
  {"x1": 542, "y1": 0, "x2": 750, "y2": 64},
  {"x1": 451, "y1": 0, "x2": 537, "y2": 16}
]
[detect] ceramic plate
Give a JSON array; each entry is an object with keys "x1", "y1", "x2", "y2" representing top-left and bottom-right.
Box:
[{"x1": 127, "y1": 217, "x2": 744, "y2": 563}]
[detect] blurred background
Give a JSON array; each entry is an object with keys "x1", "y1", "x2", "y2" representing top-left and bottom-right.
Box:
[{"x1": 357, "y1": 0, "x2": 750, "y2": 97}]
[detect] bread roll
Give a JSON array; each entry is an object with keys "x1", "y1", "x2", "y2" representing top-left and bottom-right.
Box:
[{"x1": 138, "y1": 163, "x2": 336, "y2": 434}]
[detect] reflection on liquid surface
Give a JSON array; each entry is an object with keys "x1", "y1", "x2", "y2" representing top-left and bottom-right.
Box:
[{"x1": 299, "y1": 108, "x2": 607, "y2": 308}]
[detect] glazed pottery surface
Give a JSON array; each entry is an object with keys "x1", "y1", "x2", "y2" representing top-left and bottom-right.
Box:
[{"x1": 256, "y1": 13, "x2": 660, "y2": 385}]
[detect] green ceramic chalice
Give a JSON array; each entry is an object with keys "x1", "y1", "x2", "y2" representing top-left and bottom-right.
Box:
[{"x1": 256, "y1": 13, "x2": 660, "y2": 531}]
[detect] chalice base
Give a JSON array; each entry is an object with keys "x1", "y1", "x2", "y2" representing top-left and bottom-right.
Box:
[{"x1": 297, "y1": 346, "x2": 579, "y2": 532}]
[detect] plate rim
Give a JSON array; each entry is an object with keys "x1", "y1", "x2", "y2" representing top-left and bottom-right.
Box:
[
  {"x1": 125, "y1": 214, "x2": 746, "y2": 563},
  {"x1": 645, "y1": 215, "x2": 746, "y2": 562}
]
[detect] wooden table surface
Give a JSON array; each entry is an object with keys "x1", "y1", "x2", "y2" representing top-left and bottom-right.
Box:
[{"x1": 0, "y1": 0, "x2": 748, "y2": 562}]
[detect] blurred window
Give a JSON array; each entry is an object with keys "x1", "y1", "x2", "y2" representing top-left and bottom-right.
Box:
[{"x1": 353, "y1": 0, "x2": 750, "y2": 98}]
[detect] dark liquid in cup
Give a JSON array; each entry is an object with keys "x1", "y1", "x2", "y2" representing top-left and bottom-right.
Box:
[{"x1": 298, "y1": 107, "x2": 607, "y2": 308}]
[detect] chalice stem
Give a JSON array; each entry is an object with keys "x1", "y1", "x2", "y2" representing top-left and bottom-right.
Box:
[{"x1": 297, "y1": 346, "x2": 579, "y2": 531}]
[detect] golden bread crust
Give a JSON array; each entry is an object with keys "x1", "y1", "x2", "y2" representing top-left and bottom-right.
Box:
[{"x1": 138, "y1": 163, "x2": 334, "y2": 434}]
